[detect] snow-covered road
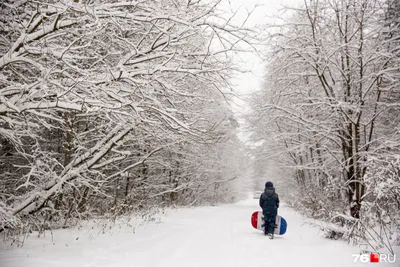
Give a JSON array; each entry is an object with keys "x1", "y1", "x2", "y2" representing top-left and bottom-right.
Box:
[{"x1": 0, "y1": 199, "x2": 397, "y2": 267}]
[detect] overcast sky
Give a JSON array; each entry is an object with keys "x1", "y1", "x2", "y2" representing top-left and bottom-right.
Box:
[
  {"x1": 227, "y1": 0, "x2": 304, "y2": 97},
  {"x1": 224, "y1": 0, "x2": 304, "y2": 140}
]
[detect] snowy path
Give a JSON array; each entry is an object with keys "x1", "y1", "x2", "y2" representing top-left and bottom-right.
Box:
[{"x1": 0, "y1": 199, "x2": 396, "y2": 267}]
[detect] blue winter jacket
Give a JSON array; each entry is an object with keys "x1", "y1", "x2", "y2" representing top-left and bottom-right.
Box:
[{"x1": 259, "y1": 187, "x2": 280, "y2": 216}]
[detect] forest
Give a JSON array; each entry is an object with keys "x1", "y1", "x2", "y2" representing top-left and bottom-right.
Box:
[
  {"x1": 0, "y1": 0, "x2": 254, "y2": 235},
  {"x1": 248, "y1": 0, "x2": 400, "y2": 252},
  {"x1": 0, "y1": 0, "x2": 399, "y2": 252}
]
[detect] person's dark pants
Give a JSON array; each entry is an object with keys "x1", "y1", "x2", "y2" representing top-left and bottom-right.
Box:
[{"x1": 263, "y1": 213, "x2": 277, "y2": 234}]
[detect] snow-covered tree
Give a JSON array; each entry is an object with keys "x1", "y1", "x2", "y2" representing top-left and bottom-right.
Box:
[
  {"x1": 0, "y1": 0, "x2": 256, "y2": 233},
  {"x1": 248, "y1": 0, "x2": 400, "y2": 248}
]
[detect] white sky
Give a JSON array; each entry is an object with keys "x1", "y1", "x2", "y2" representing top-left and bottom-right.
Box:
[
  {"x1": 223, "y1": 0, "x2": 304, "y2": 140},
  {"x1": 227, "y1": 0, "x2": 304, "y2": 97}
]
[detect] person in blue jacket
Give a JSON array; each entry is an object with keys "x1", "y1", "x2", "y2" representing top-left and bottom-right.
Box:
[{"x1": 259, "y1": 181, "x2": 280, "y2": 238}]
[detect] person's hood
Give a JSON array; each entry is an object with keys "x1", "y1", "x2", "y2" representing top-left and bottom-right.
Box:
[{"x1": 264, "y1": 187, "x2": 275, "y2": 196}]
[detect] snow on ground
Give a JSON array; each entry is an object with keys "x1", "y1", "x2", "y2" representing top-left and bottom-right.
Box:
[{"x1": 1, "y1": 198, "x2": 399, "y2": 267}]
